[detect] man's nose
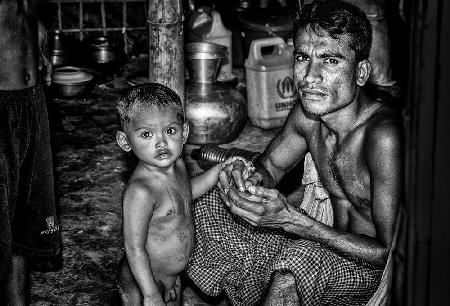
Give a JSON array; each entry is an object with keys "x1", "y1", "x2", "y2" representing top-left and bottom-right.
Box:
[{"x1": 303, "y1": 61, "x2": 322, "y2": 84}]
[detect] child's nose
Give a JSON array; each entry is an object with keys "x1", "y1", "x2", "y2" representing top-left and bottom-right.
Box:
[{"x1": 156, "y1": 138, "x2": 168, "y2": 148}]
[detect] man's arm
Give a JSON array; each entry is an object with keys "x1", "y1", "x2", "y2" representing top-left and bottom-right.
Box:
[
  {"x1": 122, "y1": 183, "x2": 165, "y2": 305},
  {"x1": 256, "y1": 103, "x2": 310, "y2": 187},
  {"x1": 235, "y1": 118, "x2": 402, "y2": 267},
  {"x1": 38, "y1": 20, "x2": 52, "y2": 86},
  {"x1": 220, "y1": 103, "x2": 310, "y2": 193}
]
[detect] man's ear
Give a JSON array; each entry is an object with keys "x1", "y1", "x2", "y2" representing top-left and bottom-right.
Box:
[
  {"x1": 116, "y1": 131, "x2": 132, "y2": 152},
  {"x1": 356, "y1": 59, "x2": 371, "y2": 86},
  {"x1": 182, "y1": 122, "x2": 189, "y2": 144}
]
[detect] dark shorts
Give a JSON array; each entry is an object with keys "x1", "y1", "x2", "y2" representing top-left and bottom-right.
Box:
[{"x1": 0, "y1": 84, "x2": 61, "y2": 279}]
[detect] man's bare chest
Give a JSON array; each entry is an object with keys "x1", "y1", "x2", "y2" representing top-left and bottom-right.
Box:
[{"x1": 309, "y1": 133, "x2": 371, "y2": 208}]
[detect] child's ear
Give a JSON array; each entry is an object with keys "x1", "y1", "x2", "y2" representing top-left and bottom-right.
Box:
[
  {"x1": 182, "y1": 122, "x2": 189, "y2": 144},
  {"x1": 356, "y1": 59, "x2": 371, "y2": 86},
  {"x1": 116, "y1": 131, "x2": 132, "y2": 152}
]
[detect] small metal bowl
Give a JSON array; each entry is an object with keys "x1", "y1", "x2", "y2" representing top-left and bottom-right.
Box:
[{"x1": 50, "y1": 66, "x2": 96, "y2": 98}]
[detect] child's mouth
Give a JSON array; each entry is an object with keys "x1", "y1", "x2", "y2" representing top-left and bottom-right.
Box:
[{"x1": 156, "y1": 150, "x2": 171, "y2": 159}]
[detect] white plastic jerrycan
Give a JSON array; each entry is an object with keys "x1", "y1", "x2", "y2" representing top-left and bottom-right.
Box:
[{"x1": 245, "y1": 37, "x2": 299, "y2": 129}]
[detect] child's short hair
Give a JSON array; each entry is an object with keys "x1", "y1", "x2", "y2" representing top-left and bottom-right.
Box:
[{"x1": 116, "y1": 83, "x2": 184, "y2": 130}]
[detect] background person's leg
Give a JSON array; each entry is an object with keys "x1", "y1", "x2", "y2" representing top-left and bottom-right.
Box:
[{"x1": 4, "y1": 254, "x2": 28, "y2": 306}]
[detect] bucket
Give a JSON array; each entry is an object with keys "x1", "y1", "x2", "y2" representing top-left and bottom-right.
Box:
[{"x1": 245, "y1": 37, "x2": 299, "y2": 129}]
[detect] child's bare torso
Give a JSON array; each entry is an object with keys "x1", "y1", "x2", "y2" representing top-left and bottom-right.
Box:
[{"x1": 136, "y1": 161, "x2": 195, "y2": 279}]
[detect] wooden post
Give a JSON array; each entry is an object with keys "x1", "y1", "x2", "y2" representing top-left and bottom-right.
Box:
[{"x1": 148, "y1": 0, "x2": 185, "y2": 108}]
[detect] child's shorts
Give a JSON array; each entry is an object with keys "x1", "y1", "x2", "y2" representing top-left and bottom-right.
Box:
[{"x1": 0, "y1": 84, "x2": 61, "y2": 279}]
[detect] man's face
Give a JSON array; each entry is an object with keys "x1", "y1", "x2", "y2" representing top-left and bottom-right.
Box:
[{"x1": 294, "y1": 27, "x2": 361, "y2": 117}]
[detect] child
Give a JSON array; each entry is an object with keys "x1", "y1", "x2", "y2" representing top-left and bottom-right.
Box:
[{"x1": 115, "y1": 83, "x2": 231, "y2": 306}]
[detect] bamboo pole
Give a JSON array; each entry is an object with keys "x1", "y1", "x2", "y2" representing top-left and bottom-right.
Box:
[{"x1": 148, "y1": 0, "x2": 185, "y2": 107}]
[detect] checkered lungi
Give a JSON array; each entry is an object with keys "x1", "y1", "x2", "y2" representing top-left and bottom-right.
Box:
[{"x1": 187, "y1": 188, "x2": 383, "y2": 306}]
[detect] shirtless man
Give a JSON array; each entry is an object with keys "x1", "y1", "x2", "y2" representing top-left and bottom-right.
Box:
[
  {"x1": 0, "y1": 1, "x2": 59, "y2": 305},
  {"x1": 188, "y1": 1, "x2": 402, "y2": 304}
]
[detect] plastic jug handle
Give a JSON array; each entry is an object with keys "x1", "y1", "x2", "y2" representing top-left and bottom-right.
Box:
[
  {"x1": 209, "y1": 10, "x2": 229, "y2": 34},
  {"x1": 249, "y1": 37, "x2": 286, "y2": 62}
]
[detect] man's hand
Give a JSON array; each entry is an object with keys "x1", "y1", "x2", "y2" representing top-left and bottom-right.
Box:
[
  {"x1": 38, "y1": 21, "x2": 53, "y2": 86},
  {"x1": 227, "y1": 185, "x2": 300, "y2": 229}
]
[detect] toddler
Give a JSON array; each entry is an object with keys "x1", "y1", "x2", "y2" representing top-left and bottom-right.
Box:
[{"x1": 115, "y1": 83, "x2": 231, "y2": 305}]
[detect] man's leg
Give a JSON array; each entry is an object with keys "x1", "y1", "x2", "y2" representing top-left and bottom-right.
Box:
[
  {"x1": 262, "y1": 271, "x2": 299, "y2": 306},
  {"x1": 3, "y1": 254, "x2": 28, "y2": 306}
]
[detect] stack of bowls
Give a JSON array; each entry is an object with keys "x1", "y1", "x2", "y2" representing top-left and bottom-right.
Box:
[{"x1": 51, "y1": 66, "x2": 96, "y2": 98}]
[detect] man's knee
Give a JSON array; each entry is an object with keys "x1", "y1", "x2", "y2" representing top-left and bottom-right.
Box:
[{"x1": 117, "y1": 257, "x2": 142, "y2": 306}]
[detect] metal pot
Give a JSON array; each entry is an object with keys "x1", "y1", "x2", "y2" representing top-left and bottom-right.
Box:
[
  {"x1": 49, "y1": 30, "x2": 74, "y2": 67},
  {"x1": 50, "y1": 66, "x2": 96, "y2": 98},
  {"x1": 85, "y1": 36, "x2": 125, "y2": 66},
  {"x1": 184, "y1": 42, "x2": 247, "y2": 144}
]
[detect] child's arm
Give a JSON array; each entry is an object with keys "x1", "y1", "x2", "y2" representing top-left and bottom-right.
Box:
[
  {"x1": 122, "y1": 183, "x2": 165, "y2": 306},
  {"x1": 191, "y1": 162, "x2": 223, "y2": 200},
  {"x1": 191, "y1": 157, "x2": 255, "y2": 200}
]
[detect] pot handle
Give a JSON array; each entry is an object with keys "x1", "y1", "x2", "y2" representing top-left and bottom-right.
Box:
[{"x1": 248, "y1": 37, "x2": 287, "y2": 62}]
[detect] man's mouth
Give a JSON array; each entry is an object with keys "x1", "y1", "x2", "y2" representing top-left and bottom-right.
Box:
[{"x1": 300, "y1": 89, "x2": 327, "y2": 100}]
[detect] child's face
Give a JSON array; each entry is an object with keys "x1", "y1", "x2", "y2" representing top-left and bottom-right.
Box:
[{"x1": 116, "y1": 106, "x2": 188, "y2": 169}]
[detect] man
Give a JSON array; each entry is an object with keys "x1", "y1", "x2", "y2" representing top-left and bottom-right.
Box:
[
  {"x1": 187, "y1": 0, "x2": 402, "y2": 305},
  {"x1": 0, "y1": 1, "x2": 60, "y2": 305}
]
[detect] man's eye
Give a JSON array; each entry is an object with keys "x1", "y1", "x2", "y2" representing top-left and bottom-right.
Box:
[
  {"x1": 141, "y1": 131, "x2": 152, "y2": 138},
  {"x1": 324, "y1": 58, "x2": 339, "y2": 65},
  {"x1": 296, "y1": 54, "x2": 309, "y2": 62},
  {"x1": 166, "y1": 127, "x2": 176, "y2": 135}
]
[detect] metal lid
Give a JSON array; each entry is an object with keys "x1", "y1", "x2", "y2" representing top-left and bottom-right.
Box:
[{"x1": 52, "y1": 66, "x2": 94, "y2": 84}]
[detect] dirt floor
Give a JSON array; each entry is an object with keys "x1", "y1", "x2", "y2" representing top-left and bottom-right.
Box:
[{"x1": 29, "y1": 85, "x2": 129, "y2": 305}]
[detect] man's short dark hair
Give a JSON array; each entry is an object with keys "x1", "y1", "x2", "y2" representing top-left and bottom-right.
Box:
[
  {"x1": 293, "y1": 0, "x2": 372, "y2": 62},
  {"x1": 116, "y1": 83, "x2": 184, "y2": 130}
]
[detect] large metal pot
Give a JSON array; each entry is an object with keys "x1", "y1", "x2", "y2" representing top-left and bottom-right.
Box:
[
  {"x1": 50, "y1": 66, "x2": 96, "y2": 98},
  {"x1": 184, "y1": 42, "x2": 247, "y2": 144}
]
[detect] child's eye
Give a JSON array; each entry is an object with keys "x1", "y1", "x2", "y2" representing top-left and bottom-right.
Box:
[
  {"x1": 141, "y1": 131, "x2": 153, "y2": 138},
  {"x1": 324, "y1": 58, "x2": 339, "y2": 65},
  {"x1": 166, "y1": 127, "x2": 177, "y2": 135}
]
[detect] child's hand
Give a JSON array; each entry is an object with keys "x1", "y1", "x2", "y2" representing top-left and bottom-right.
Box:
[
  {"x1": 164, "y1": 287, "x2": 177, "y2": 303},
  {"x1": 219, "y1": 156, "x2": 256, "y2": 192}
]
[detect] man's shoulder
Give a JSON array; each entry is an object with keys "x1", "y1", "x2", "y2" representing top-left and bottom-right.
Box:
[{"x1": 364, "y1": 104, "x2": 403, "y2": 153}]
